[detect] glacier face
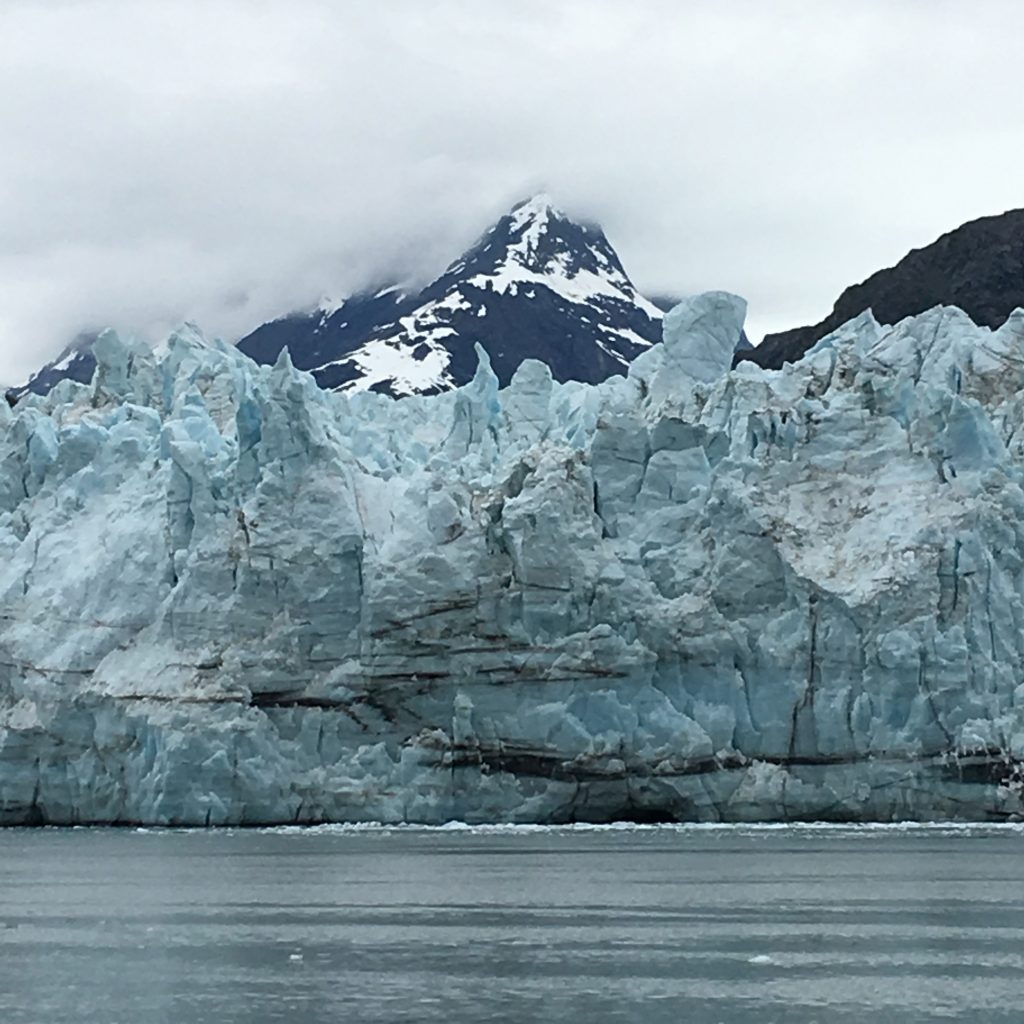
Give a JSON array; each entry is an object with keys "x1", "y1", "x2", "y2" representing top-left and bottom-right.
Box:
[{"x1": 3, "y1": 293, "x2": 1024, "y2": 825}]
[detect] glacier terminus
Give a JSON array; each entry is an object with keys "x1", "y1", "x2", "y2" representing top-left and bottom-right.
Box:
[{"x1": 3, "y1": 292, "x2": 1024, "y2": 825}]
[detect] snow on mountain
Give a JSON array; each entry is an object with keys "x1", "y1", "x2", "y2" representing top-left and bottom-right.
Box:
[{"x1": 236, "y1": 194, "x2": 667, "y2": 396}]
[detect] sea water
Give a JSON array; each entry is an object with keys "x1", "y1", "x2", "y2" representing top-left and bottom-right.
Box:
[{"x1": 1, "y1": 824, "x2": 1022, "y2": 1023}]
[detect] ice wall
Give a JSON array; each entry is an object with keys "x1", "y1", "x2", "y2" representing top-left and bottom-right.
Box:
[{"x1": 2, "y1": 294, "x2": 1024, "y2": 824}]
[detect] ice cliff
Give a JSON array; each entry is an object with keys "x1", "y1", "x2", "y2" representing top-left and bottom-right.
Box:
[{"x1": 3, "y1": 292, "x2": 1024, "y2": 825}]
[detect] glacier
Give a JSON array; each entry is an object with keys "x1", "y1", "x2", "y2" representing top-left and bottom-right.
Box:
[{"x1": 3, "y1": 291, "x2": 1024, "y2": 825}]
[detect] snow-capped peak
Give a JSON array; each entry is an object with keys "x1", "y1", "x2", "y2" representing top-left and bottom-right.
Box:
[
  {"x1": 447, "y1": 194, "x2": 663, "y2": 323},
  {"x1": 234, "y1": 193, "x2": 673, "y2": 398},
  {"x1": 506, "y1": 192, "x2": 563, "y2": 257},
  {"x1": 501, "y1": 193, "x2": 591, "y2": 268},
  {"x1": 509, "y1": 191, "x2": 562, "y2": 223}
]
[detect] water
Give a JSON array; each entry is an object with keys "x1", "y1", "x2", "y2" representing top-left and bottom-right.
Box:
[{"x1": 1, "y1": 824, "x2": 1022, "y2": 1023}]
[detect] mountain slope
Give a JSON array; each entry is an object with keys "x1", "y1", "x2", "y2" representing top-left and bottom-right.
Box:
[
  {"x1": 740, "y1": 208, "x2": 1024, "y2": 369},
  {"x1": 237, "y1": 194, "x2": 666, "y2": 395},
  {"x1": 7, "y1": 333, "x2": 99, "y2": 403}
]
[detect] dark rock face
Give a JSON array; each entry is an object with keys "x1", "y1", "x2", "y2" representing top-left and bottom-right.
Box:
[{"x1": 739, "y1": 208, "x2": 1024, "y2": 370}]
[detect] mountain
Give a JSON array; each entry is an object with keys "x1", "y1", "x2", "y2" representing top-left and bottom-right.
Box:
[
  {"x1": 740, "y1": 208, "x2": 1024, "y2": 369},
  {"x1": 237, "y1": 194, "x2": 667, "y2": 395},
  {"x1": 7, "y1": 194, "x2": 743, "y2": 406},
  {"x1": 7, "y1": 332, "x2": 99, "y2": 404}
]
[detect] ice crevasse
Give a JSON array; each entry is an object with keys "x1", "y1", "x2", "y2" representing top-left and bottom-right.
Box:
[{"x1": 3, "y1": 291, "x2": 1024, "y2": 824}]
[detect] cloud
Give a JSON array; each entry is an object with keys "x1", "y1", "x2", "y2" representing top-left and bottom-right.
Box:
[{"x1": 2, "y1": 0, "x2": 1024, "y2": 383}]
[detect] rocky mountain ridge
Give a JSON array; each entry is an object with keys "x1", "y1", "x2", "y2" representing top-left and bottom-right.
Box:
[{"x1": 740, "y1": 208, "x2": 1024, "y2": 369}]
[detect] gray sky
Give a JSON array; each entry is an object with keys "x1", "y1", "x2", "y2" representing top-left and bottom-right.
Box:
[{"x1": 4, "y1": 0, "x2": 1024, "y2": 385}]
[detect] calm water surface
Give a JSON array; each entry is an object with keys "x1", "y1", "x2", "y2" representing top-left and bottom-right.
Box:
[{"x1": 1, "y1": 824, "x2": 1022, "y2": 1023}]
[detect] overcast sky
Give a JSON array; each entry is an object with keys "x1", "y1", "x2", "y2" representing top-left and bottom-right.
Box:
[{"x1": 3, "y1": 0, "x2": 1024, "y2": 384}]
